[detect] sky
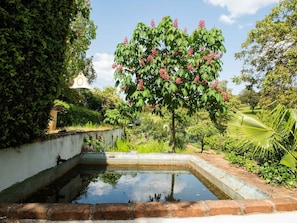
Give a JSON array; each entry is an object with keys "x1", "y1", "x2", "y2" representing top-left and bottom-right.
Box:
[{"x1": 86, "y1": 0, "x2": 280, "y2": 95}]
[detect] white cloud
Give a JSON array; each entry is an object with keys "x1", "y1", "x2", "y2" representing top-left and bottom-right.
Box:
[
  {"x1": 92, "y1": 53, "x2": 115, "y2": 89},
  {"x1": 118, "y1": 173, "x2": 187, "y2": 202},
  {"x1": 220, "y1": 14, "x2": 234, "y2": 24},
  {"x1": 87, "y1": 180, "x2": 112, "y2": 196},
  {"x1": 204, "y1": 0, "x2": 279, "y2": 23}
]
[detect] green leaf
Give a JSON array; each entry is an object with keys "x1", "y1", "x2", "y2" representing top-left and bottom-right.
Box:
[
  {"x1": 280, "y1": 152, "x2": 297, "y2": 169},
  {"x1": 182, "y1": 88, "x2": 188, "y2": 96},
  {"x1": 201, "y1": 94, "x2": 207, "y2": 102},
  {"x1": 169, "y1": 83, "x2": 178, "y2": 93}
]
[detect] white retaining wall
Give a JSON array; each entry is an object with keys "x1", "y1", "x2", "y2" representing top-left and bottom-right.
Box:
[{"x1": 0, "y1": 129, "x2": 123, "y2": 193}]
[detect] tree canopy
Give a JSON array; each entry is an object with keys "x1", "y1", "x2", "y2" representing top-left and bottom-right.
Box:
[
  {"x1": 234, "y1": 0, "x2": 297, "y2": 108},
  {"x1": 113, "y1": 16, "x2": 228, "y2": 151}
]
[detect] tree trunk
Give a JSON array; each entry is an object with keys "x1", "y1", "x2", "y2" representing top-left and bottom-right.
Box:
[
  {"x1": 171, "y1": 110, "x2": 176, "y2": 153},
  {"x1": 201, "y1": 138, "x2": 204, "y2": 153}
]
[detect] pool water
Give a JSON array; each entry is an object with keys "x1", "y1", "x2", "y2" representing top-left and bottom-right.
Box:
[{"x1": 24, "y1": 165, "x2": 230, "y2": 203}]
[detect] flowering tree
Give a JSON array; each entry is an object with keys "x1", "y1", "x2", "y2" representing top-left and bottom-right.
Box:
[{"x1": 113, "y1": 16, "x2": 228, "y2": 152}]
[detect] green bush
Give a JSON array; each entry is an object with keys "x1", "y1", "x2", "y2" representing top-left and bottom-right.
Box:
[
  {"x1": 110, "y1": 138, "x2": 135, "y2": 152},
  {"x1": 57, "y1": 101, "x2": 102, "y2": 127},
  {"x1": 0, "y1": 1, "x2": 75, "y2": 148},
  {"x1": 224, "y1": 152, "x2": 246, "y2": 167},
  {"x1": 259, "y1": 162, "x2": 297, "y2": 188}
]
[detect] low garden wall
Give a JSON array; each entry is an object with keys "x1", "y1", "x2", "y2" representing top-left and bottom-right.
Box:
[{"x1": 0, "y1": 129, "x2": 123, "y2": 195}]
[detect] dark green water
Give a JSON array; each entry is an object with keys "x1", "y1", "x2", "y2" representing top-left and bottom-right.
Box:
[{"x1": 24, "y1": 165, "x2": 230, "y2": 203}]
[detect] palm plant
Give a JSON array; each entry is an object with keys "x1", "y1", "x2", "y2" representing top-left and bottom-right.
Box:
[{"x1": 228, "y1": 104, "x2": 297, "y2": 167}]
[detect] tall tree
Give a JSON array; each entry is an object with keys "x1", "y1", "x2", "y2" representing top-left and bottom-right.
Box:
[
  {"x1": 65, "y1": 0, "x2": 97, "y2": 83},
  {"x1": 113, "y1": 16, "x2": 228, "y2": 152},
  {"x1": 239, "y1": 89, "x2": 260, "y2": 112},
  {"x1": 234, "y1": 0, "x2": 297, "y2": 108}
]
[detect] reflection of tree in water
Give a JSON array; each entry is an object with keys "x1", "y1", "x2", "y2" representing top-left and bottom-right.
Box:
[
  {"x1": 147, "y1": 174, "x2": 181, "y2": 203},
  {"x1": 165, "y1": 174, "x2": 180, "y2": 202},
  {"x1": 100, "y1": 173, "x2": 122, "y2": 187},
  {"x1": 149, "y1": 193, "x2": 162, "y2": 202}
]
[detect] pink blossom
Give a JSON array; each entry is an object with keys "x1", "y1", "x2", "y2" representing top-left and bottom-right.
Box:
[
  {"x1": 203, "y1": 55, "x2": 213, "y2": 65},
  {"x1": 151, "y1": 19, "x2": 155, "y2": 28},
  {"x1": 112, "y1": 62, "x2": 117, "y2": 69},
  {"x1": 194, "y1": 75, "x2": 200, "y2": 83},
  {"x1": 118, "y1": 65, "x2": 123, "y2": 73},
  {"x1": 140, "y1": 60, "x2": 145, "y2": 66},
  {"x1": 183, "y1": 27, "x2": 188, "y2": 33},
  {"x1": 218, "y1": 88, "x2": 223, "y2": 93},
  {"x1": 203, "y1": 51, "x2": 216, "y2": 65},
  {"x1": 187, "y1": 65, "x2": 194, "y2": 71},
  {"x1": 176, "y1": 77, "x2": 183, "y2": 85},
  {"x1": 211, "y1": 79, "x2": 219, "y2": 89},
  {"x1": 163, "y1": 74, "x2": 170, "y2": 80},
  {"x1": 151, "y1": 47, "x2": 157, "y2": 56},
  {"x1": 173, "y1": 18, "x2": 178, "y2": 28},
  {"x1": 159, "y1": 68, "x2": 166, "y2": 76},
  {"x1": 202, "y1": 79, "x2": 208, "y2": 85},
  {"x1": 200, "y1": 46, "x2": 206, "y2": 52},
  {"x1": 188, "y1": 48, "x2": 193, "y2": 56},
  {"x1": 159, "y1": 68, "x2": 170, "y2": 80},
  {"x1": 147, "y1": 55, "x2": 153, "y2": 62},
  {"x1": 123, "y1": 84, "x2": 129, "y2": 93},
  {"x1": 210, "y1": 51, "x2": 216, "y2": 58},
  {"x1": 223, "y1": 91, "x2": 229, "y2": 101},
  {"x1": 218, "y1": 52, "x2": 223, "y2": 59},
  {"x1": 198, "y1": 20, "x2": 205, "y2": 29},
  {"x1": 137, "y1": 79, "x2": 144, "y2": 90},
  {"x1": 123, "y1": 36, "x2": 128, "y2": 45}
]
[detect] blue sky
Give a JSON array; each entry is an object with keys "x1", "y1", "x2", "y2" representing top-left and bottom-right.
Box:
[{"x1": 87, "y1": 0, "x2": 279, "y2": 95}]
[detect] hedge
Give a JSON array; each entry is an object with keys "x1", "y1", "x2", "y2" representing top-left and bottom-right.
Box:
[
  {"x1": 0, "y1": 0, "x2": 75, "y2": 148},
  {"x1": 56, "y1": 101, "x2": 102, "y2": 127}
]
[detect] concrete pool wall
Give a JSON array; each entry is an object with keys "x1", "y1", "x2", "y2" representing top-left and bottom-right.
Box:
[{"x1": 0, "y1": 129, "x2": 123, "y2": 198}]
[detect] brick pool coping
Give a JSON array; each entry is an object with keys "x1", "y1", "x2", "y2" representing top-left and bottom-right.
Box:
[{"x1": 1, "y1": 197, "x2": 297, "y2": 221}]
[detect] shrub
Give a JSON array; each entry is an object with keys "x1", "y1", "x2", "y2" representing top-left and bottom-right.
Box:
[
  {"x1": 224, "y1": 152, "x2": 246, "y2": 167},
  {"x1": 111, "y1": 138, "x2": 135, "y2": 152},
  {"x1": 56, "y1": 101, "x2": 102, "y2": 127}
]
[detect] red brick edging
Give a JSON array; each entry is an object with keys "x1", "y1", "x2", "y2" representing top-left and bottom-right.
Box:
[{"x1": 1, "y1": 197, "x2": 297, "y2": 221}]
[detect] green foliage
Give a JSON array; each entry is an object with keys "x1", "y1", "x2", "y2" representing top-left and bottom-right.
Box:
[
  {"x1": 280, "y1": 152, "x2": 297, "y2": 171},
  {"x1": 228, "y1": 104, "x2": 297, "y2": 164},
  {"x1": 83, "y1": 137, "x2": 104, "y2": 152},
  {"x1": 186, "y1": 113, "x2": 218, "y2": 152},
  {"x1": 224, "y1": 152, "x2": 246, "y2": 167},
  {"x1": 104, "y1": 101, "x2": 136, "y2": 127},
  {"x1": 137, "y1": 141, "x2": 168, "y2": 153},
  {"x1": 111, "y1": 138, "x2": 136, "y2": 152},
  {"x1": 56, "y1": 101, "x2": 101, "y2": 127},
  {"x1": 0, "y1": 0, "x2": 76, "y2": 148},
  {"x1": 234, "y1": 0, "x2": 297, "y2": 108},
  {"x1": 113, "y1": 16, "x2": 228, "y2": 151},
  {"x1": 259, "y1": 162, "x2": 297, "y2": 188},
  {"x1": 239, "y1": 89, "x2": 260, "y2": 112},
  {"x1": 64, "y1": 0, "x2": 97, "y2": 83},
  {"x1": 100, "y1": 173, "x2": 122, "y2": 186}
]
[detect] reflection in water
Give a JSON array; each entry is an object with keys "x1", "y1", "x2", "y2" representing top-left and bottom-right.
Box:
[{"x1": 24, "y1": 165, "x2": 228, "y2": 203}]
